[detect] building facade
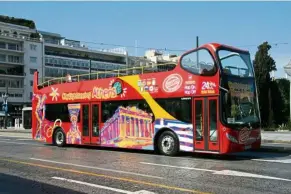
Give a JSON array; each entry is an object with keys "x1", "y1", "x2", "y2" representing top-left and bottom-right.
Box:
[
  {"x1": 0, "y1": 22, "x2": 131, "y2": 128},
  {"x1": 0, "y1": 16, "x2": 180, "y2": 129},
  {"x1": 39, "y1": 30, "x2": 129, "y2": 82},
  {"x1": 0, "y1": 21, "x2": 43, "y2": 127}
]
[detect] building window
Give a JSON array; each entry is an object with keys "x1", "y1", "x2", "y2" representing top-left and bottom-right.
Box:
[
  {"x1": 15, "y1": 93, "x2": 23, "y2": 98},
  {"x1": 30, "y1": 57, "x2": 37, "y2": 63},
  {"x1": 8, "y1": 55, "x2": 20, "y2": 63},
  {"x1": 8, "y1": 43, "x2": 18, "y2": 50},
  {"x1": 30, "y1": 44, "x2": 37, "y2": 51},
  {"x1": 10, "y1": 80, "x2": 18, "y2": 88},
  {"x1": 30, "y1": 80, "x2": 33, "y2": 86},
  {"x1": 30, "y1": 68, "x2": 37, "y2": 75},
  {"x1": 30, "y1": 92, "x2": 33, "y2": 100},
  {"x1": 0, "y1": 80, "x2": 6, "y2": 87},
  {"x1": 0, "y1": 54, "x2": 5, "y2": 62},
  {"x1": 0, "y1": 42, "x2": 5, "y2": 49}
]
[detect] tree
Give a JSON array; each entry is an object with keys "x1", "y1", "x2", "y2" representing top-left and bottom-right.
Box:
[
  {"x1": 0, "y1": 15, "x2": 36, "y2": 29},
  {"x1": 253, "y1": 41, "x2": 276, "y2": 127},
  {"x1": 276, "y1": 78, "x2": 290, "y2": 123},
  {"x1": 270, "y1": 80, "x2": 285, "y2": 125}
]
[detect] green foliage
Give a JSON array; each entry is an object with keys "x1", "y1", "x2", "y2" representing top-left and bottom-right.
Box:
[
  {"x1": 278, "y1": 120, "x2": 291, "y2": 131},
  {"x1": 0, "y1": 15, "x2": 36, "y2": 29},
  {"x1": 30, "y1": 32, "x2": 40, "y2": 39},
  {"x1": 253, "y1": 41, "x2": 276, "y2": 127},
  {"x1": 253, "y1": 42, "x2": 291, "y2": 130},
  {"x1": 270, "y1": 80, "x2": 286, "y2": 125}
]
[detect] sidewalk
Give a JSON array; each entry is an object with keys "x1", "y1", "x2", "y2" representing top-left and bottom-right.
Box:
[
  {"x1": 261, "y1": 131, "x2": 291, "y2": 144},
  {"x1": 0, "y1": 128, "x2": 31, "y2": 133}
]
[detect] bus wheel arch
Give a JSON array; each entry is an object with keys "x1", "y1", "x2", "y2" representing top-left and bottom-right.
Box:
[
  {"x1": 53, "y1": 127, "x2": 66, "y2": 147},
  {"x1": 154, "y1": 128, "x2": 180, "y2": 156}
]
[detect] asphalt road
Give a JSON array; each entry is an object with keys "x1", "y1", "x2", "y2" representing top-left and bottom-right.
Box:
[{"x1": 0, "y1": 135, "x2": 291, "y2": 194}]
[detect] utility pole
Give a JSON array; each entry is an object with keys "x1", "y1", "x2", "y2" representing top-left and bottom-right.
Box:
[
  {"x1": 135, "y1": 40, "x2": 138, "y2": 56},
  {"x1": 196, "y1": 36, "x2": 199, "y2": 48},
  {"x1": 196, "y1": 36, "x2": 199, "y2": 70},
  {"x1": 89, "y1": 59, "x2": 92, "y2": 80}
]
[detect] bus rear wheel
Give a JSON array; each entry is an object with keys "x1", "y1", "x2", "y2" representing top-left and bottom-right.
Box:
[
  {"x1": 158, "y1": 131, "x2": 179, "y2": 156},
  {"x1": 54, "y1": 128, "x2": 66, "y2": 147}
]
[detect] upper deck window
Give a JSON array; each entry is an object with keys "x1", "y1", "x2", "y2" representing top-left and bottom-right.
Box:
[
  {"x1": 180, "y1": 48, "x2": 216, "y2": 76},
  {"x1": 218, "y1": 50, "x2": 254, "y2": 78}
]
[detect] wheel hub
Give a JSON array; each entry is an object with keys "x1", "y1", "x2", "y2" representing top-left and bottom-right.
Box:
[
  {"x1": 161, "y1": 135, "x2": 174, "y2": 153},
  {"x1": 56, "y1": 131, "x2": 64, "y2": 144}
]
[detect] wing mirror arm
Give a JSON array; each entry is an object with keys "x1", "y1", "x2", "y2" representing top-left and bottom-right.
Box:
[{"x1": 219, "y1": 86, "x2": 229, "y2": 93}]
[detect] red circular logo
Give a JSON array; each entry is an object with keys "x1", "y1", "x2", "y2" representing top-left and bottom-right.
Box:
[{"x1": 162, "y1": 74, "x2": 183, "y2": 93}]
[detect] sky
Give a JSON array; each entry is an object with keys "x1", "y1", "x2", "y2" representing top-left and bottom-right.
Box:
[{"x1": 1, "y1": 1, "x2": 291, "y2": 78}]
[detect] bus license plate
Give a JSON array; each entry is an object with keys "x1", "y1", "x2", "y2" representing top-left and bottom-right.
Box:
[{"x1": 245, "y1": 145, "x2": 251, "y2": 150}]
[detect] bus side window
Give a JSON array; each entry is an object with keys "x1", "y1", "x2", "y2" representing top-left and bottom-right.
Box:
[
  {"x1": 155, "y1": 98, "x2": 191, "y2": 123},
  {"x1": 181, "y1": 49, "x2": 216, "y2": 76}
]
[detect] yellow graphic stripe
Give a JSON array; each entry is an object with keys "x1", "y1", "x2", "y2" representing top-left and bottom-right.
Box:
[
  {"x1": 0, "y1": 158, "x2": 210, "y2": 194},
  {"x1": 119, "y1": 75, "x2": 175, "y2": 120}
]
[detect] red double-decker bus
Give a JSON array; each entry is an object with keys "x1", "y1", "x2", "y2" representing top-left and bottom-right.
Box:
[{"x1": 31, "y1": 43, "x2": 261, "y2": 156}]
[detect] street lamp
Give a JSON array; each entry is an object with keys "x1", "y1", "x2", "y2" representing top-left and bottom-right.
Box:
[
  {"x1": 283, "y1": 60, "x2": 291, "y2": 121},
  {"x1": 1, "y1": 93, "x2": 8, "y2": 129}
]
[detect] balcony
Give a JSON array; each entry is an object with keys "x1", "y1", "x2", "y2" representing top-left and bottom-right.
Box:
[
  {"x1": 0, "y1": 47, "x2": 24, "y2": 54},
  {"x1": 0, "y1": 43, "x2": 24, "y2": 54},
  {"x1": 0, "y1": 72, "x2": 25, "y2": 78},
  {"x1": 0, "y1": 59, "x2": 24, "y2": 67},
  {"x1": 0, "y1": 32, "x2": 41, "y2": 43}
]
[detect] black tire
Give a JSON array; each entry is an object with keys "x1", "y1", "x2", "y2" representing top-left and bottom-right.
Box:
[
  {"x1": 54, "y1": 128, "x2": 66, "y2": 147},
  {"x1": 157, "y1": 130, "x2": 179, "y2": 156}
]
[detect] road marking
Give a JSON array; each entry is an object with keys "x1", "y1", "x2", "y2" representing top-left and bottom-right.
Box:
[
  {"x1": 140, "y1": 162, "x2": 216, "y2": 172},
  {"x1": 16, "y1": 139, "x2": 33, "y2": 141},
  {"x1": 52, "y1": 177, "x2": 156, "y2": 194},
  {"x1": 213, "y1": 170, "x2": 291, "y2": 181},
  {"x1": 0, "y1": 158, "x2": 209, "y2": 194},
  {"x1": 0, "y1": 138, "x2": 10, "y2": 141},
  {"x1": 252, "y1": 158, "x2": 291, "y2": 164},
  {"x1": 30, "y1": 158, "x2": 163, "y2": 179},
  {"x1": 140, "y1": 162, "x2": 291, "y2": 182}
]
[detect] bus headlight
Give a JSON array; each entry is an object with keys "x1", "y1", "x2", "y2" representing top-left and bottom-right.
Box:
[{"x1": 226, "y1": 133, "x2": 238, "y2": 143}]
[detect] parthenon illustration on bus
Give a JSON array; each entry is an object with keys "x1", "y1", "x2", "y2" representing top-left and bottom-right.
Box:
[{"x1": 100, "y1": 106, "x2": 154, "y2": 149}]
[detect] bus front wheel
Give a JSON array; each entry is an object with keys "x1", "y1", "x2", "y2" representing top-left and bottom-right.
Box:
[
  {"x1": 158, "y1": 131, "x2": 179, "y2": 156},
  {"x1": 54, "y1": 128, "x2": 66, "y2": 147}
]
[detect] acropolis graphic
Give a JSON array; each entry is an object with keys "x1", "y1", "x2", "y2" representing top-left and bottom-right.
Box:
[{"x1": 100, "y1": 106, "x2": 154, "y2": 148}]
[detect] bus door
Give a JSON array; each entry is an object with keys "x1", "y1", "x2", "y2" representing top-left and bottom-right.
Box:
[
  {"x1": 81, "y1": 103, "x2": 101, "y2": 144},
  {"x1": 193, "y1": 97, "x2": 219, "y2": 152}
]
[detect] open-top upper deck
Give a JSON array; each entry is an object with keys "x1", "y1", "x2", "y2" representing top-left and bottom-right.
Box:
[
  {"x1": 36, "y1": 42, "x2": 249, "y2": 90},
  {"x1": 37, "y1": 62, "x2": 178, "y2": 89}
]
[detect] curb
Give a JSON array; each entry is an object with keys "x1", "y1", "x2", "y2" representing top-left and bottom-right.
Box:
[
  {"x1": 255, "y1": 146, "x2": 291, "y2": 154},
  {"x1": 262, "y1": 140, "x2": 291, "y2": 144}
]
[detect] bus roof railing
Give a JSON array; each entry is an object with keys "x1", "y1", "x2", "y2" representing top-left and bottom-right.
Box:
[{"x1": 37, "y1": 62, "x2": 177, "y2": 89}]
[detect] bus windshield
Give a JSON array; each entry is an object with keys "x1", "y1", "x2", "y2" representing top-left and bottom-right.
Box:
[{"x1": 218, "y1": 49, "x2": 260, "y2": 127}]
